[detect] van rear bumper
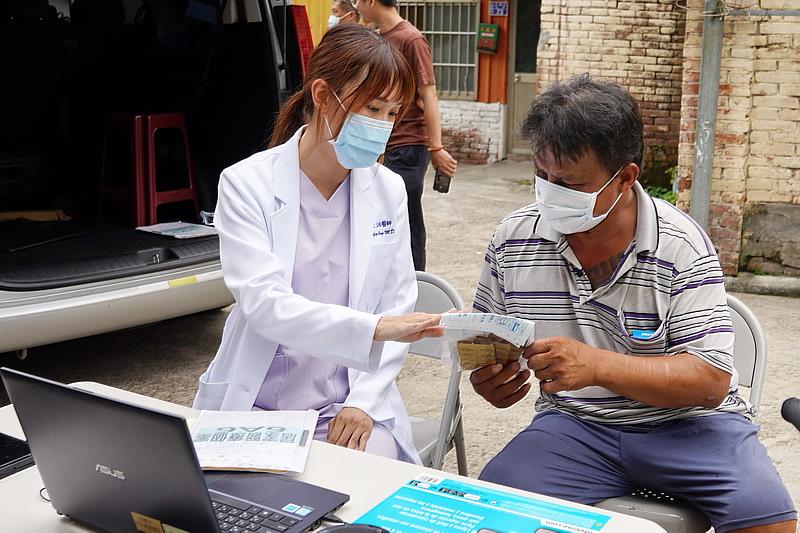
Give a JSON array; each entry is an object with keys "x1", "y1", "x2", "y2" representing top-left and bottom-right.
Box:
[{"x1": 0, "y1": 265, "x2": 233, "y2": 353}]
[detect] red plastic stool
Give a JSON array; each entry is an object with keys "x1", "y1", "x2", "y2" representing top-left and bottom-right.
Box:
[
  {"x1": 144, "y1": 112, "x2": 198, "y2": 225},
  {"x1": 99, "y1": 113, "x2": 148, "y2": 226},
  {"x1": 100, "y1": 112, "x2": 198, "y2": 226}
]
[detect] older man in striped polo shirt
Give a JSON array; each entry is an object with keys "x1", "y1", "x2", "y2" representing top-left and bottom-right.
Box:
[{"x1": 471, "y1": 75, "x2": 796, "y2": 533}]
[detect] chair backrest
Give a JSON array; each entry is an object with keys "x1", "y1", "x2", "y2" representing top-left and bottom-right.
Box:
[
  {"x1": 727, "y1": 294, "x2": 767, "y2": 413},
  {"x1": 410, "y1": 272, "x2": 465, "y2": 468},
  {"x1": 412, "y1": 271, "x2": 465, "y2": 356}
]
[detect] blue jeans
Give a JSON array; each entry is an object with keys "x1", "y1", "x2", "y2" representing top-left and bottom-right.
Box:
[
  {"x1": 383, "y1": 145, "x2": 429, "y2": 271},
  {"x1": 479, "y1": 410, "x2": 796, "y2": 532}
]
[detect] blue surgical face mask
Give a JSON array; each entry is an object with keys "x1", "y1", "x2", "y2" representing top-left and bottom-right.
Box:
[{"x1": 324, "y1": 90, "x2": 394, "y2": 169}]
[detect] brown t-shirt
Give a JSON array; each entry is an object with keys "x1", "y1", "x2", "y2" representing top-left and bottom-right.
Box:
[{"x1": 381, "y1": 20, "x2": 435, "y2": 150}]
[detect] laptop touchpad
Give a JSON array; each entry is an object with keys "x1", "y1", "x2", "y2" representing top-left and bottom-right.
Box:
[
  {"x1": 205, "y1": 472, "x2": 294, "y2": 506},
  {"x1": 204, "y1": 471, "x2": 347, "y2": 512}
]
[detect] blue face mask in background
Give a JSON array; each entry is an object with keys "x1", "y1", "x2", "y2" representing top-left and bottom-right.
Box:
[{"x1": 324, "y1": 90, "x2": 394, "y2": 169}]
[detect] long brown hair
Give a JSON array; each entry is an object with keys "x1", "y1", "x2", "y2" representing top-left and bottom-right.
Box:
[{"x1": 269, "y1": 24, "x2": 415, "y2": 147}]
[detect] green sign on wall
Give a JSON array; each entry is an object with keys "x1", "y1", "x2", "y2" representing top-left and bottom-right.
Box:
[{"x1": 477, "y1": 23, "x2": 500, "y2": 54}]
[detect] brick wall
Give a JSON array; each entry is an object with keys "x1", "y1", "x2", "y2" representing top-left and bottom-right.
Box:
[
  {"x1": 440, "y1": 101, "x2": 506, "y2": 165},
  {"x1": 536, "y1": 0, "x2": 686, "y2": 182},
  {"x1": 678, "y1": 0, "x2": 800, "y2": 274}
]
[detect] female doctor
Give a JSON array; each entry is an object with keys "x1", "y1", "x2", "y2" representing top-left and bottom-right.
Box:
[{"x1": 193, "y1": 24, "x2": 441, "y2": 464}]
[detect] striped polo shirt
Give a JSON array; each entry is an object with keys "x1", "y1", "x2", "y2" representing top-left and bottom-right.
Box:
[{"x1": 473, "y1": 182, "x2": 751, "y2": 425}]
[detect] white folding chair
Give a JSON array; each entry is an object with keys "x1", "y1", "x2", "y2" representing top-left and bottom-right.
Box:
[
  {"x1": 727, "y1": 294, "x2": 767, "y2": 414},
  {"x1": 595, "y1": 294, "x2": 767, "y2": 533},
  {"x1": 407, "y1": 271, "x2": 468, "y2": 475}
]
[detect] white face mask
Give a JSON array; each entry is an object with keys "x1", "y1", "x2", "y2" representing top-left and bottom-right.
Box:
[
  {"x1": 535, "y1": 167, "x2": 624, "y2": 234},
  {"x1": 328, "y1": 14, "x2": 340, "y2": 28}
]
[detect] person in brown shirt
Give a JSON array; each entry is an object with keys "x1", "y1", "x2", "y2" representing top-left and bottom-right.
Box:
[{"x1": 356, "y1": 0, "x2": 458, "y2": 271}]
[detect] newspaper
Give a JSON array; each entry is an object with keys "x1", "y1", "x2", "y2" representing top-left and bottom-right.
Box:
[{"x1": 190, "y1": 410, "x2": 318, "y2": 474}]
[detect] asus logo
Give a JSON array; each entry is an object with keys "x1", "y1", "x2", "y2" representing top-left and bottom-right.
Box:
[{"x1": 96, "y1": 464, "x2": 126, "y2": 480}]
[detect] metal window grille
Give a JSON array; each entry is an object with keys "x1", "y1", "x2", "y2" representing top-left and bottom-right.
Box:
[{"x1": 396, "y1": 1, "x2": 479, "y2": 100}]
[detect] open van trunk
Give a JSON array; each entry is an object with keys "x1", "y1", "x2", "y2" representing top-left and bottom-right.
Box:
[
  {"x1": 0, "y1": 226, "x2": 221, "y2": 290},
  {"x1": 0, "y1": 1, "x2": 284, "y2": 290}
]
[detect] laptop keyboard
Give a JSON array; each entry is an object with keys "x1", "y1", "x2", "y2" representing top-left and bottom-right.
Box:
[{"x1": 211, "y1": 493, "x2": 300, "y2": 533}]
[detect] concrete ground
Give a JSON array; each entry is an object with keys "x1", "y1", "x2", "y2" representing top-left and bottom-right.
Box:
[{"x1": 1, "y1": 160, "x2": 798, "y2": 526}]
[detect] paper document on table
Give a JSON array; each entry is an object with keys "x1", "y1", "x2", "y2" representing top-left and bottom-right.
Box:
[
  {"x1": 355, "y1": 475, "x2": 612, "y2": 533},
  {"x1": 440, "y1": 313, "x2": 535, "y2": 347},
  {"x1": 190, "y1": 410, "x2": 318, "y2": 474}
]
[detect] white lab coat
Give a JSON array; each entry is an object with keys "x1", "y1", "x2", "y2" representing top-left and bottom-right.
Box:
[{"x1": 193, "y1": 127, "x2": 421, "y2": 464}]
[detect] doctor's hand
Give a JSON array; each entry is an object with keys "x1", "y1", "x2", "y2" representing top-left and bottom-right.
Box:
[
  {"x1": 374, "y1": 313, "x2": 443, "y2": 343},
  {"x1": 524, "y1": 337, "x2": 600, "y2": 394},
  {"x1": 469, "y1": 361, "x2": 531, "y2": 408},
  {"x1": 327, "y1": 407, "x2": 373, "y2": 451}
]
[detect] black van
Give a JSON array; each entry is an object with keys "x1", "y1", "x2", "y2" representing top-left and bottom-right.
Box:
[{"x1": 0, "y1": 0, "x2": 303, "y2": 354}]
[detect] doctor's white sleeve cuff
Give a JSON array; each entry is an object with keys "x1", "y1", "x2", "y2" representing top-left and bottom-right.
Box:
[
  {"x1": 342, "y1": 397, "x2": 397, "y2": 430},
  {"x1": 350, "y1": 312, "x2": 384, "y2": 374}
]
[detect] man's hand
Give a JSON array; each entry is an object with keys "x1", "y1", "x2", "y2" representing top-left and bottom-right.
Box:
[
  {"x1": 431, "y1": 148, "x2": 457, "y2": 177},
  {"x1": 327, "y1": 407, "x2": 373, "y2": 451},
  {"x1": 469, "y1": 362, "x2": 531, "y2": 408},
  {"x1": 525, "y1": 337, "x2": 600, "y2": 394}
]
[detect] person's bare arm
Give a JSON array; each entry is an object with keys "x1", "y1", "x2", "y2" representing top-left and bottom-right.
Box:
[
  {"x1": 526, "y1": 337, "x2": 730, "y2": 409},
  {"x1": 373, "y1": 313, "x2": 443, "y2": 342},
  {"x1": 418, "y1": 84, "x2": 457, "y2": 176}
]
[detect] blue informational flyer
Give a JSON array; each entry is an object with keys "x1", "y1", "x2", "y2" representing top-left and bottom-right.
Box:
[{"x1": 354, "y1": 474, "x2": 611, "y2": 533}]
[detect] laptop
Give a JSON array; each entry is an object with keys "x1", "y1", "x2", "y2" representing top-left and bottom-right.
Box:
[{"x1": 1, "y1": 368, "x2": 349, "y2": 533}]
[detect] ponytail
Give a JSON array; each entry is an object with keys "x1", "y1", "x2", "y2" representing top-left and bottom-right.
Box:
[{"x1": 269, "y1": 89, "x2": 312, "y2": 148}]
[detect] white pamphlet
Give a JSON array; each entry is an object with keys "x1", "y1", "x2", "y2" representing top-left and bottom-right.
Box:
[
  {"x1": 439, "y1": 312, "x2": 535, "y2": 347},
  {"x1": 190, "y1": 410, "x2": 318, "y2": 474},
  {"x1": 136, "y1": 221, "x2": 217, "y2": 239}
]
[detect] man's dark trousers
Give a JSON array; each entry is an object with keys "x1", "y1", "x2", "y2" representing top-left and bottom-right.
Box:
[{"x1": 384, "y1": 145, "x2": 430, "y2": 271}]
